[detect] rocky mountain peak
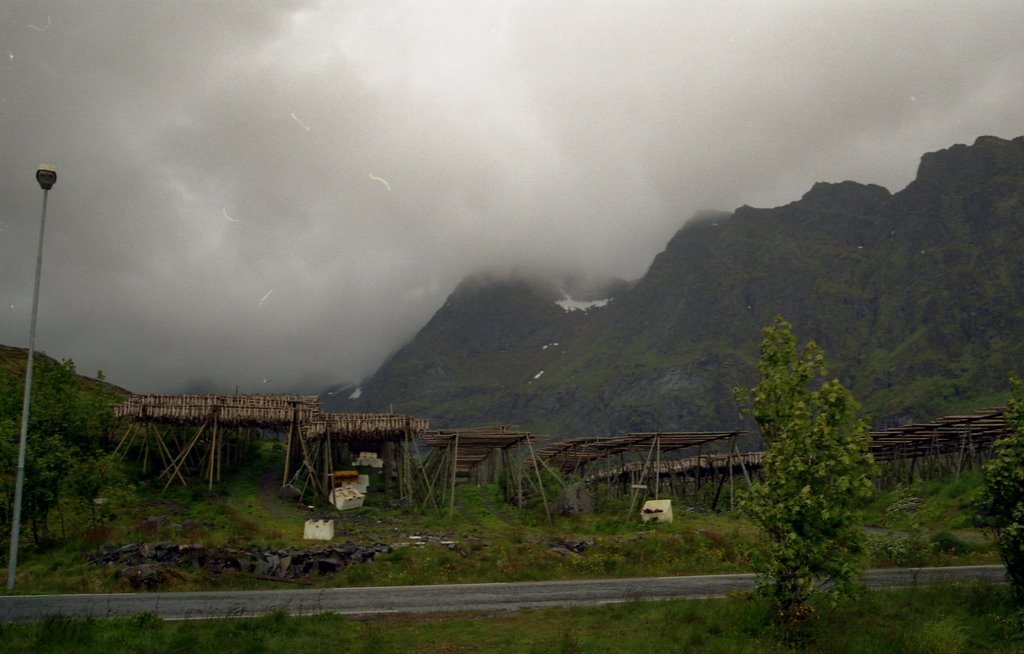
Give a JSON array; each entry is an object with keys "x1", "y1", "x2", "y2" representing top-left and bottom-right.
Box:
[
  {"x1": 342, "y1": 135, "x2": 1024, "y2": 436},
  {"x1": 914, "y1": 135, "x2": 1024, "y2": 189}
]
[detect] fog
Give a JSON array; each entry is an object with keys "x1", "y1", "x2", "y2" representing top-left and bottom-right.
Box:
[{"x1": 1, "y1": 1, "x2": 1022, "y2": 392}]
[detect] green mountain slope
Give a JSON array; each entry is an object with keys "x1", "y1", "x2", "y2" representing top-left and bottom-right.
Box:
[
  {"x1": 0, "y1": 344, "x2": 130, "y2": 402},
  {"x1": 334, "y1": 135, "x2": 1024, "y2": 436}
]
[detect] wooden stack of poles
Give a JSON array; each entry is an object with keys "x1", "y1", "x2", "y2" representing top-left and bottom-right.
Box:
[
  {"x1": 283, "y1": 413, "x2": 431, "y2": 507},
  {"x1": 523, "y1": 407, "x2": 1011, "y2": 511},
  {"x1": 112, "y1": 394, "x2": 318, "y2": 491},
  {"x1": 422, "y1": 426, "x2": 539, "y2": 518},
  {"x1": 111, "y1": 393, "x2": 1012, "y2": 513},
  {"x1": 113, "y1": 394, "x2": 320, "y2": 426},
  {"x1": 528, "y1": 431, "x2": 751, "y2": 512},
  {"x1": 584, "y1": 450, "x2": 763, "y2": 512},
  {"x1": 868, "y1": 406, "x2": 1006, "y2": 485}
]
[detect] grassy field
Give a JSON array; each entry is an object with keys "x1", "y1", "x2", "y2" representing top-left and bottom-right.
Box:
[
  {"x1": 2, "y1": 583, "x2": 1022, "y2": 653},
  {"x1": 4, "y1": 439, "x2": 1021, "y2": 652},
  {"x1": 8, "y1": 440, "x2": 1002, "y2": 594}
]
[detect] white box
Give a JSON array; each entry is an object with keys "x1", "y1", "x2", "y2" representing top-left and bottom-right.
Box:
[
  {"x1": 303, "y1": 519, "x2": 335, "y2": 540},
  {"x1": 640, "y1": 499, "x2": 673, "y2": 523}
]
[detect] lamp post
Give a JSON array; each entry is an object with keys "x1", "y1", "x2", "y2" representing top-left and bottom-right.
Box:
[{"x1": 7, "y1": 165, "x2": 57, "y2": 591}]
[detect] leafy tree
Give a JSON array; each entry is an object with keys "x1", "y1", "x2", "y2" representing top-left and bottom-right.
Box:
[
  {"x1": 978, "y1": 377, "x2": 1024, "y2": 601},
  {"x1": 1, "y1": 356, "x2": 122, "y2": 548},
  {"x1": 734, "y1": 317, "x2": 875, "y2": 624},
  {"x1": 66, "y1": 455, "x2": 125, "y2": 523},
  {"x1": 21, "y1": 432, "x2": 74, "y2": 544}
]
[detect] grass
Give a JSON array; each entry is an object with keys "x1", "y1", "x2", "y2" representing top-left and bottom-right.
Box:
[
  {"x1": 2, "y1": 584, "x2": 1023, "y2": 653},
  {"x1": 3, "y1": 439, "x2": 1017, "y2": 652},
  {"x1": 7, "y1": 440, "x2": 1000, "y2": 594}
]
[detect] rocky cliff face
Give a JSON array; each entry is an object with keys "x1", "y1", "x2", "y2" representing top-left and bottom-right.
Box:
[{"x1": 331, "y1": 136, "x2": 1024, "y2": 437}]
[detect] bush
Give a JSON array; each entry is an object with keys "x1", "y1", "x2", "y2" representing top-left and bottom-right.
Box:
[
  {"x1": 868, "y1": 533, "x2": 932, "y2": 567},
  {"x1": 735, "y1": 317, "x2": 875, "y2": 624},
  {"x1": 930, "y1": 531, "x2": 970, "y2": 556},
  {"x1": 978, "y1": 377, "x2": 1024, "y2": 601}
]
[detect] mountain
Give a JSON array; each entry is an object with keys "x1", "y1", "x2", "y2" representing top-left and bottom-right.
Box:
[{"x1": 330, "y1": 135, "x2": 1024, "y2": 437}]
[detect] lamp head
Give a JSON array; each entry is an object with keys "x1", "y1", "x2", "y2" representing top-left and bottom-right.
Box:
[{"x1": 36, "y1": 165, "x2": 57, "y2": 190}]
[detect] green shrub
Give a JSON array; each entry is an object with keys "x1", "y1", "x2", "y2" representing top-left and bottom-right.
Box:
[
  {"x1": 977, "y1": 377, "x2": 1024, "y2": 601},
  {"x1": 868, "y1": 533, "x2": 932, "y2": 567},
  {"x1": 929, "y1": 531, "x2": 970, "y2": 556}
]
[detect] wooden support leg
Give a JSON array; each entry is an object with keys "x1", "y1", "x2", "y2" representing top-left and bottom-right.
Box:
[
  {"x1": 448, "y1": 435, "x2": 459, "y2": 519},
  {"x1": 526, "y1": 437, "x2": 551, "y2": 524}
]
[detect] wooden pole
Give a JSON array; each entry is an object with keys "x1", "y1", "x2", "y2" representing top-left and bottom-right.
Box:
[
  {"x1": 113, "y1": 423, "x2": 138, "y2": 459},
  {"x1": 448, "y1": 433, "x2": 459, "y2": 519},
  {"x1": 160, "y1": 419, "x2": 209, "y2": 491},
  {"x1": 212, "y1": 421, "x2": 221, "y2": 483},
  {"x1": 629, "y1": 437, "x2": 659, "y2": 516},
  {"x1": 517, "y1": 444, "x2": 524, "y2": 508},
  {"x1": 728, "y1": 435, "x2": 735, "y2": 512},
  {"x1": 296, "y1": 430, "x2": 322, "y2": 498},
  {"x1": 416, "y1": 445, "x2": 442, "y2": 515},
  {"x1": 207, "y1": 418, "x2": 217, "y2": 490},
  {"x1": 526, "y1": 436, "x2": 551, "y2": 524},
  {"x1": 734, "y1": 439, "x2": 752, "y2": 487},
  {"x1": 696, "y1": 444, "x2": 702, "y2": 494},
  {"x1": 282, "y1": 417, "x2": 295, "y2": 487},
  {"x1": 654, "y1": 434, "x2": 661, "y2": 499}
]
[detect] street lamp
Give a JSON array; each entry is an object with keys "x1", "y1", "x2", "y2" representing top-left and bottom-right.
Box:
[{"x1": 7, "y1": 165, "x2": 57, "y2": 591}]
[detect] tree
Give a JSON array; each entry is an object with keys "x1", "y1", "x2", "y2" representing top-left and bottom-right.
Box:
[
  {"x1": 1, "y1": 356, "x2": 121, "y2": 548},
  {"x1": 978, "y1": 377, "x2": 1024, "y2": 601},
  {"x1": 735, "y1": 317, "x2": 875, "y2": 624}
]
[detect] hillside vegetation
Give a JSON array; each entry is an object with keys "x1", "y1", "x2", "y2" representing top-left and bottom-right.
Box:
[{"x1": 1, "y1": 346, "x2": 127, "y2": 547}]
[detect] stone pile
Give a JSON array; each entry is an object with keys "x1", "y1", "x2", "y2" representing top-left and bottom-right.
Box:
[
  {"x1": 548, "y1": 538, "x2": 594, "y2": 556},
  {"x1": 89, "y1": 541, "x2": 392, "y2": 589}
]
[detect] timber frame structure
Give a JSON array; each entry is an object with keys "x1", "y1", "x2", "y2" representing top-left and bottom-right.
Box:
[
  {"x1": 113, "y1": 394, "x2": 320, "y2": 491},
  {"x1": 112, "y1": 395, "x2": 429, "y2": 503},
  {"x1": 112, "y1": 395, "x2": 1012, "y2": 514},
  {"x1": 523, "y1": 407, "x2": 1013, "y2": 510},
  {"x1": 528, "y1": 430, "x2": 754, "y2": 512},
  {"x1": 421, "y1": 426, "x2": 538, "y2": 517},
  {"x1": 289, "y1": 412, "x2": 430, "y2": 506},
  {"x1": 868, "y1": 406, "x2": 1006, "y2": 484}
]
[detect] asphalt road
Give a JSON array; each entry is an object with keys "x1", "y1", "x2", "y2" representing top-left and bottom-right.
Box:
[{"x1": 0, "y1": 565, "x2": 1006, "y2": 624}]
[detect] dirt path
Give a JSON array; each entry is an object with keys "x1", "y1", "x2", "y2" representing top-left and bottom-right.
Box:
[
  {"x1": 478, "y1": 491, "x2": 515, "y2": 525},
  {"x1": 257, "y1": 458, "x2": 307, "y2": 521}
]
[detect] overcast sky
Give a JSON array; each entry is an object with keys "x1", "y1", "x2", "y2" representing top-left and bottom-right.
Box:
[{"x1": 1, "y1": 1, "x2": 1022, "y2": 394}]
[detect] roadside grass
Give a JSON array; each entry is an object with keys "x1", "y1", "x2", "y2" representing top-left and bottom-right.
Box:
[
  {"x1": 861, "y1": 470, "x2": 999, "y2": 568},
  {"x1": 2, "y1": 584, "x2": 1022, "y2": 653}
]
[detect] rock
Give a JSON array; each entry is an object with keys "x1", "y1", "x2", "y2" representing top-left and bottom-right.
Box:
[
  {"x1": 139, "y1": 516, "x2": 169, "y2": 531},
  {"x1": 551, "y1": 539, "x2": 593, "y2": 555},
  {"x1": 152, "y1": 542, "x2": 178, "y2": 562},
  {"x1": 118, "y1": 564, "x2": 166, "y2": 590},
  {"x1": 562, "y1": 539, "x2": 593, "y2": 553},
  {"x1": 256, "y1": 554, "x2": 279, "y2": 577},
  {"x1": 317, "y1": 557, "x2": 344, "y2": 573},
  {"x1": 336, "y1": 543, "x2": 359, "y2": 558},
  {"x1": 91, "y1": 538, "x2": 391, "y2": 582},
  {"x1": 554, "y1": 483, "x2": 595, "y2": 516}
]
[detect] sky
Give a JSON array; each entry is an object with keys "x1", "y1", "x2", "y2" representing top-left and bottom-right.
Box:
[{"x1": 1, "y1": 1, "x2": 1022, "y2": 394}]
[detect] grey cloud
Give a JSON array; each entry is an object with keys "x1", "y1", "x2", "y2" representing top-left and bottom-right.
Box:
[{"x1": 1, "y1": 1, "x2": 1022, "y2": 393}]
